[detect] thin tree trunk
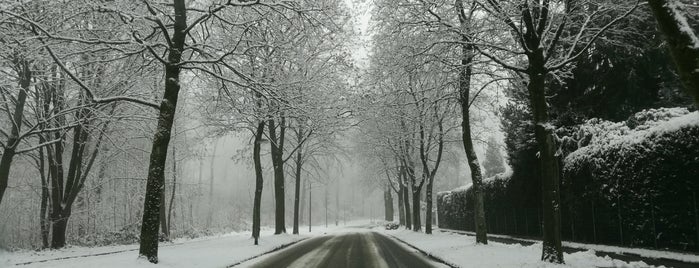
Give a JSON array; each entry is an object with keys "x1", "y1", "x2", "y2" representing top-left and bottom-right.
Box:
[
  {"x1": 207, "y1": 142, "x2": 217, "y2": 229},
  {"x1": 308, "y1": 181, "x2": 312, "y2": 232},
  {"x1": 38, "y1": 138, "x2": 50, "y2": 249},
  {"x1": 398, "y1": 182, "x2": 405, "y2": 225},
  {"x1": 160, "y1": 190, "x2": 168, "y2": 239},
  {"x1": 325, "y1": 186, "x2": 328, "y2": 228},
  {"x1": 293, "y1": 144, "x2": 302, "y2": 234},
  {"x1": 592, "y1": 200, "x2": 597, "y2": 243},
  {"x1": 300, "y1": 177, "x2": 306, "y2": 226},
  {"x1": 401, "y1": 166, "x2": 412, "y2": 229},
  {"x1": 138, "y1": 0, "x2": 187, "y2": 262},
  {"x1": 167, "y1": 144, "x2": 177, "y2": 237},
  {"x1": 335, "y1": 179, "x2": 339, "y2": 226},
  {"x1": 292, "y1": 86, "x2": 307, "y2": 232},
  {"x1": 40, "y1": 172, "x2": 50, "y2": 248},
  {"x1": 252, "y1": 121, "x2": 265, "y2": 245}
]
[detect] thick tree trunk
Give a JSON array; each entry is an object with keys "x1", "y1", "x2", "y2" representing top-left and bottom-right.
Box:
[
  {"x1": 412, "y1": 184, "x2": 422, "y2": 231},
  {"x1": 384, "y1": 184, "x2": 394, "y2": 221},
  {"x1": 138, "y1": 0, "x2": 186, "y2": 262},
  {"x1": 252, "y1": 121, "x2": 264, "y2": 245},
  {"x1": 293, "y1": 146, "x2": 302, "y2": 234},
  {"x1": 50, "y1": 210, "x2": 69, "y2": 249},
  {"x1": 456, "y1": 0, "x2": 488, "y2": 245},
  {"x1": 648, "y1": 0, "x2": 699, "y2": 105},
  {"x1": 0, "y1": 146, "x2": 17, "y2": 205},
  {"x1": 268, "y1": 117, "x2": 286, "y2": 234},
  {"x1": 527, "y1": 54, "x2": 564, "y2": 263},
  {"x1": 47, "y1": 111, "x2": 65, "y2": 250},
  {"x1": 425, "y1": 179, "x2": 434, "y2": 234},
  {"x1": 0, "y1": 59, "x2": 30, "y2": 206}
]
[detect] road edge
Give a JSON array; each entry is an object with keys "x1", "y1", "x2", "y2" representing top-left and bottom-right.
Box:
[
  {"x1": 385, "y1": 233, "x2": 459, "y2": 268},
  {"x1": 226, "y1": 237, "x2": 309, "y2": 267}
]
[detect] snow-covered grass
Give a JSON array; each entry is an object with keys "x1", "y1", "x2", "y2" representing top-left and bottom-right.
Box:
[
  {"x1": 1, "y1": 230, "x2": 303, "y2": 268},
  {"x1": 384, "y1": 229, "x2": 661, "y2": 268},
  {"x1": 0, "y1": 221, "x2": 374, "y2": 268},
  {"x1": 441, "y1": 229, "x2": 699, "y2": 264},
  {"x1": 563, "y1": 241, "x2": 699, "y2": 264}
]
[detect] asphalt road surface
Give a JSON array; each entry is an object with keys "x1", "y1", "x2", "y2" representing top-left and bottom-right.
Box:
[{"x1": 242, "y1": 232, "x2": 447, "y2": 268}]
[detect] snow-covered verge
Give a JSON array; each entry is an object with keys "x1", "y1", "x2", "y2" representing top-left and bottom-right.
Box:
[
  {"x1": 562, "y1": 240, "x2": 699, "y2": 264},
  {"x1": 0, "y1": 230, "x2": 305, "y2": 268},
  {"x1": 385, "y1": 229, "x2": 661, "y2": 268},
  {"x1": 440, "y1": 228, "x2": 699, "y2": 264},
  {"x1": 0, "y1": 221, "x2": 374, "y2": 268}
]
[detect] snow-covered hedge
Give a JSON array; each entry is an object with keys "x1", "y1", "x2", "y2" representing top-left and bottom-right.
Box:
[
  {"x1": 562, "y1": 108, "x2": 699, "y2": 250},
  {"x1": 439, "y1": 108, "x2": 699, "y2": 251},
  {"x1": 437, "y1": 172, "x2": 536, "y2": 235}
]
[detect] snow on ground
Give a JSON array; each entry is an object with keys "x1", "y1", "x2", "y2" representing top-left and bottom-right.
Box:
[
  {"x1": 384, "y1": 229, "x2": 660, "y2": 268},
  {"x1": 0, "y1": 221, "x2": 372, "y2": 268},
  {"x1": 442, "y1": 229, "x2": 699, "y2": 264},
  {"x1": 562, "y1": 241, "x2": 699, "y2": 264},
  {"x1": 1, "y1": 231, "x2": 301, "y2": 268}
]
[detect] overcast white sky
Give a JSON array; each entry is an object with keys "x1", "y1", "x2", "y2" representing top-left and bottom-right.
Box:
[{"x1": 346, "y1": 0, "x2": 373, "y2": 69}]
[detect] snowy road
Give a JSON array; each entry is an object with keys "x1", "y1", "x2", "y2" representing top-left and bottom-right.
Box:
[{"x1": 239, "y1": 232, "x2": 448, "y2": 268}]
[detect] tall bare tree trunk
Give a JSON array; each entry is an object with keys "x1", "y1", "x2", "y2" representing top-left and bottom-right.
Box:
[
  {"x1": 401, "y1": 165, "x2": 412, "y2": 229},
  {"x1": 268, "y1": 116, "x2": 287, "y2": 234},
  {"x1": 425, "y1": 180, "x2": 434, "y2": 233},
  {"x1": 528, "y1": 55, "x2": 564, "y2": 263},
  {"x1": 411, "y1": 176, "x2": 423, "y2": 231},
  {"x1": 252, "y1": 121, "x2": 265, "y2": 245},
  {"x1": 139, "y1": 0, "x2": 187, "y2": 262},
  {"x1": 456, "y1": 0, "x2": 488, "y2": 245},
  {"x1": 293, "y1": 142, "x2": 302, "y2": 234},
  {"x1": 39, "y1": 152, "x2": 50, "y2": 249},
  {"x1": 397, "y1": 187, "x2": 405, "y2": 225},
  {"x1": 384, "y1": 183, "x2": 394, "y2": 221},
  {"x1": 159, "y1": 191, "x2": 168, "y2": 238},
  {"x1": 167, "y1": 144, "x2": 177, "y2": 237},
  {"x1": 300, "y1": 177, "x2": 306, "y2": 226},
  {"x1": 207, "y1": 142, "x2": 217, "y2": 229}
]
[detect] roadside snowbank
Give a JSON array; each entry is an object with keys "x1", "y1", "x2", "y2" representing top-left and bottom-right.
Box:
[
  {"x1": 386, "y1": 229, "x2": 659, "y2": 268},
  {"x1": 0, "y1": 230, "x2": 304, "y2": 268},
  {"x1": 0, "y1": 220, "x2": 373, "y2": 268}
]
